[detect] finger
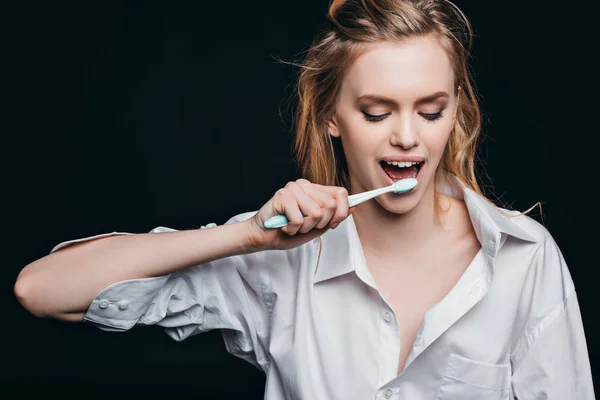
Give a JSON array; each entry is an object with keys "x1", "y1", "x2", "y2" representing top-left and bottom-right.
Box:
[
  {"x1": 327, "y1": 187, "x2": 350, "y2": 229},
  {"x1": 273, "y1": 189, "x2": 305, "y2": 236},
  {"x1": 311, "y1": 182, "x2": 349, "y2": 196},
  {"x1": 296, "y1": 181, "x2": 337, "y2": 229},
  {"x1": 284, "y1": 182, "x2": 323, "y2": 234}
]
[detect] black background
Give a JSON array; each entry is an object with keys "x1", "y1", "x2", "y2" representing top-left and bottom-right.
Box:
[{"x1": 4, "y1": 1, "x2": 598, "y2": 398}]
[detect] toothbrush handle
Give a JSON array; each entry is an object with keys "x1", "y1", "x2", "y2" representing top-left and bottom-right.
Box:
[
  {"x1": 263, "y1": 185, "x2": 394, "y2": 229},
  {"x1": 347, "y1": 186, "x2": 392, "y2": 208},
  {"x1": 263, "y1": 214, "x2": 291, "y2": 229}
]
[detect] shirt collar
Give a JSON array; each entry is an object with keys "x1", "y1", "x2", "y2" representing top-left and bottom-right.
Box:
[{"x1": 314, "y1": 172, "x2": 537, "y2": 284}]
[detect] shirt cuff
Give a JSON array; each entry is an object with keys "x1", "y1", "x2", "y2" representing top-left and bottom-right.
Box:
[{"x1": 83, "y1": 275, "x2": 171, "y2": 331}]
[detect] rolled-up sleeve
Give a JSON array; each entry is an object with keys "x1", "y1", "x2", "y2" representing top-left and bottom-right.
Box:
[
  {"x1": 511, "y1": 234, "x2": 595, "y2": 399},
  {"x1": 50, "y1": 212, "x2": 272, "y2": 371}
]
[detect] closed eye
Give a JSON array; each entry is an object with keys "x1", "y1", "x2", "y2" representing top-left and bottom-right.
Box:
[
  {"x1": 420, "y1": 111, "x2": 444, "y2": 122},
  {"x1": 362, "y1": 112, "x2": 390, "y2": 122},
  {"x1": 362, "y1": 110, "x2": 445, "y2": 123}
]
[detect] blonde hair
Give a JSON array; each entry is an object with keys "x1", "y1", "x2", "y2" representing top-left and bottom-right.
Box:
[{"x1": 290, "y1": 0, "x2": 542, "y2": 222}]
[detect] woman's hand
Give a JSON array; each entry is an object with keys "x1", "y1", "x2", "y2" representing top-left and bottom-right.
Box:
[{"x1": 244, "y1": 179, "x2": 355, "y2": 252}]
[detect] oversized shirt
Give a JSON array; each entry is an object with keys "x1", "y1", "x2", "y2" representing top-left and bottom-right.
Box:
[{"x1": 50, "y1": 173, "x2": 595, "y2": 399}]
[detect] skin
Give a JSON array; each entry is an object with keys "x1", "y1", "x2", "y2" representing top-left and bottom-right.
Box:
[
  {"x1": 326, "y1": 35, "x2": 461, "y2": 256},
  {"x1": 15, "y1": 36, "x2": 474, "y2": 333}
]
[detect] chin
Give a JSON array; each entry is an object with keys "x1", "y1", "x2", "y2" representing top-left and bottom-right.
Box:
[
  {"x1": 377, "y1": 170, "x2": 434, "y2": 215},
  {"x1": 376, "y1": 191, "x2": 422, "y2": 215}
]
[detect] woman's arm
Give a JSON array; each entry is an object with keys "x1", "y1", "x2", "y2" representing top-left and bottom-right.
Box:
[
  {"x1": 14, "y1": 178, "x2": 352, "y2": 324},
  {"x1": 511, "y1": 290, "x2": 594, "y2": 399},
  {"x1": 14, "y1": 220, "x2": 259, "y2": 321},
  {"x1": 510, "y1": 232, "x2": 595, "y2": 398}
]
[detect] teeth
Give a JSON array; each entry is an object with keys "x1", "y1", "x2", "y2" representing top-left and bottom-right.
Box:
[{"x1": 384, "y1": 160, "x2": 421, "y2": 167}]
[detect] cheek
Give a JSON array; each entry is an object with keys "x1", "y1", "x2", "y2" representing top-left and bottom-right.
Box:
[
  {"x1": 339, "y1": 117, "x2": 377, "y2": 150},
  {"x1": 421, "y1": 120, "x2": 453, "y2": 155}
]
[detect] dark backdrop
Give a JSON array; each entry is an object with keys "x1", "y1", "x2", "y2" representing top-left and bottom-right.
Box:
[{"x1": 4, "y1": 1, "x2": 597, "y2": 398}]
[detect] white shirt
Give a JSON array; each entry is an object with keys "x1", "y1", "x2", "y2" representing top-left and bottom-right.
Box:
[{"x1": 51, "y1": 173, "x2": 595, "y2": 399}]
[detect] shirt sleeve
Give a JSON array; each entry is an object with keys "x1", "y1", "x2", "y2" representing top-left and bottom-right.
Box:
[
  {"x1": 49, "y1": 211, "x2": 272, "y2": 372},
  {"x1": 510, "y1": 234, "x2": 595, "y2": 399}
]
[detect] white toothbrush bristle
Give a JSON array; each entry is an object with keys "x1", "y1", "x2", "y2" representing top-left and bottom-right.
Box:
[{"x1": 392, "y1": 178, "x2": 418, "y2": 193}]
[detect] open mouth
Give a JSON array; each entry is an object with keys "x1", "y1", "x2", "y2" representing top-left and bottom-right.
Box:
[{"x1": 379, "y1": 160, "x2": 424, "y2": 182}]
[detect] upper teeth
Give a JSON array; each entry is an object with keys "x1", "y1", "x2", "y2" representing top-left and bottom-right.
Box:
[{"x1": 385, "y1": 161, "x2": 421, "y2": 167}]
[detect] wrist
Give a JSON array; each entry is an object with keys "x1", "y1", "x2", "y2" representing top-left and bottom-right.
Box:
[{"x1": 241, "y1": 217, "x2": 269, "y2": 253}]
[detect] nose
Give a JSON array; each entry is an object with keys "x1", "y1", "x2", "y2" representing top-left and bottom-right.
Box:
[{"x1": 389, "y1": 113, "x2": 420, "y2": 149}]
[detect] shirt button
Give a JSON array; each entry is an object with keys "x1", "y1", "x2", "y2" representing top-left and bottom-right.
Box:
[
  {"x1": 98, "y1": 300, "x2": 109, "y2": 309},
  {"x1": 383, "y1": 311, "x2": 392, "y2": 322},
  {"x1": 117, "y1": 301, "x2": 128, "y2": 310},
  {"x1": 384, "y1": 388, "x2": 393, "y2": 398}
]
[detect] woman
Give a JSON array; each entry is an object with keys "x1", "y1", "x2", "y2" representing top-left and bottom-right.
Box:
[{"x1": 14, "y1": 0, "x2": 594, "y2": 398}]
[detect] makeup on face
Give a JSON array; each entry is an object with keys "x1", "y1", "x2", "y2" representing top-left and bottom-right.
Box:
[
  {"x1": 331, "y1": 38, "x2": 457, "y2": 204},
  {"x1": 356, "y1": 92, "x2": 450, "y2": 124}
]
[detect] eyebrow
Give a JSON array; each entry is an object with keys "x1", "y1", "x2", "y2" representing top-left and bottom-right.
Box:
[{"x1": 357, "y1": 91, "x2": 449, "y2": 106}]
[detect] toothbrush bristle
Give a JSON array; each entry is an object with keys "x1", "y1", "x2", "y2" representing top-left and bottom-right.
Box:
[{"x1": 392, "y1": 178, "x2": 418, "y2": 193}]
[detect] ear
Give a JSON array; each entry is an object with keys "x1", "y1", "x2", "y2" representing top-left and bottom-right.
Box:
[{"x1": 325, "y1": 113, "x2": 341, "y2": 138}]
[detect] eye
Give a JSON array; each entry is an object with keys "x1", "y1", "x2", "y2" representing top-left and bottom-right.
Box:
[
  {"x1": 362, "y1": 112, "x2": 390, "y2": 123},
  {"x1": 420, "y1": 111, "x2": 444, "y2": 122}
]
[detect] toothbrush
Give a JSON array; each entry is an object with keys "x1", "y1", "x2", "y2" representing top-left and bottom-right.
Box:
[{"x1": 263, "y1": 177, "x2": 418, "y2": 229}]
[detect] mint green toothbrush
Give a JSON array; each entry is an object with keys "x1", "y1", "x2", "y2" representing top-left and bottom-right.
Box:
[{"x1": 263, "y1": 178, "x2": 418, "y2": 229}]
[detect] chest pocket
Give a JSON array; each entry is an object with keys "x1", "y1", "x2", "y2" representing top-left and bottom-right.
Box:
[{"x1": 435, "y1": 353, "x2": 510, "y2": 400}]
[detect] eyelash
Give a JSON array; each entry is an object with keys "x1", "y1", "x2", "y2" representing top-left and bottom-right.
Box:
[{"x1": 362, "y1": 111, "x2": 444, "y2": 123}]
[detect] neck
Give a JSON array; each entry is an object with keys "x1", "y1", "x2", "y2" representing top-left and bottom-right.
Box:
[{"x1": 352, "y1": 180, "x2": 449, "y2": 258}]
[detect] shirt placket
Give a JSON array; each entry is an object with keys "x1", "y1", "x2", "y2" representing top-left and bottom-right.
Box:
[
  {"x1": 377, "y1": 297, "x2": 401, "y2": 388},
  {"x1": 374, "y1": 295, "x2": 401, "y2": 400},
  {"x1": 353, "y1": 269, "x2": 402, "y2": 400}
]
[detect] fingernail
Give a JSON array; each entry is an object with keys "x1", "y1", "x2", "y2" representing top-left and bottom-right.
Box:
[{"x1": 331, "y1": 223, "x2": 339, "y2": 230}]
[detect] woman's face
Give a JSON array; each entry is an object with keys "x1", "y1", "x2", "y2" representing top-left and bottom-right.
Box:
[{"x1": 327, "y1": 35, "x2": 459, "y2": 215}]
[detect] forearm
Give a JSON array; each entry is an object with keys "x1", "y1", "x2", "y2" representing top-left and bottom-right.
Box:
[{"x1": 14, "y1": 220, "x2": 257, "y2": 320}]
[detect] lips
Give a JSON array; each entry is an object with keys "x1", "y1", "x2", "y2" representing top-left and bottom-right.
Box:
[{"x1": 379, "y1": 160, "x2": 424, "y2": 187}]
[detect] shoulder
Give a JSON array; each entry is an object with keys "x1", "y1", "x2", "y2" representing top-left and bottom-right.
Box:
[
  {"x1": 497, "y1": 207, "x2": 568, "y2": 265},
  {"x1": 500, "y1": 208, "x2": 553, "y2": 244},
  {"x1": 498, "y1": 207, "x2": 575, "y2": 298}
]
